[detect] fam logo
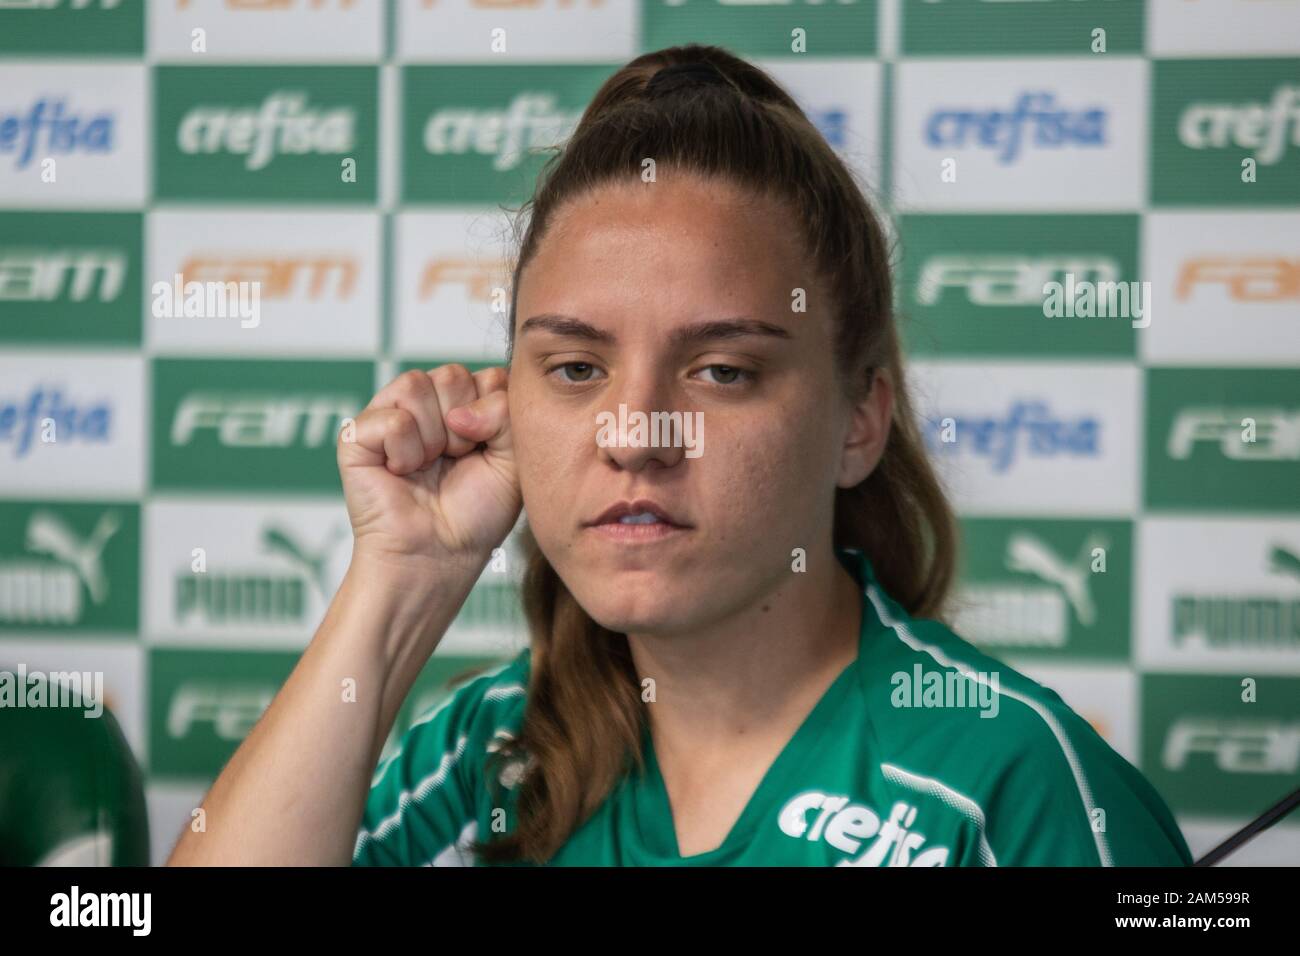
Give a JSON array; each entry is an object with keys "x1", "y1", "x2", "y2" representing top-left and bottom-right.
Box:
[
  {"x1": 166, "y1": 681, "x2": 274, "y2": 743},
  {"x1": 1175, "y1": 257, "x2": 1300, "y2": 302},
  {"x1": 150, "y1": 648, "x2": 299, "y2": 775},
  {"x1": 175, "y1": 523, "x2": 347, "y2": 627},
  {"x1": 917, "y1": 0, "x2": 1120, "y2": 3},
  {"x1": 0, "y1": 246, "x2": 125, "y2": 303},
  {"x1": 918, "y1": 254, "x2": 1121, "y2": 307},
  {"x1": 779, "y1": 791, "x2": 952, "y2": 867},
  {"x1": 152, "y1": 359, "x2": 372, "y2": 491},
  {"x1": 173, "y1": 0, "x2": 359, "y2": 7},
  {"x1": 925, "y1": 92, "x2": 1106, "y2": 164},
  {"x1": 1142, "y1": 674, "x2": 1300, "y2": 816},
  {"x1": 0, "y1": 98, "x2": 113, "y2": 170},
  {"x1": 418, "y1": 256, "x2": 502, "y2": 304},
  {"x1": 169, "y1": 392, "x2": 357, "y2": 449},
  {"x1": 1172, "y1": 543, "x2": 1300, "y2": 650},
  {"x1": 925, "y1": 400, "x2": 1102, "y2": 473},
  {"x1": 1146, "y1": 369, "x2": 1299, "y2": 511},
  {"x1": 0, "y1": 0, "x2": 123, "y2": 8},
  {"x1": 0, "y1": 213, "x2": 141, "y2": 346},
  {"x1": 175, "y1": 253, "x2": 358, "y2": 301},
  {"x1": 1167, "y1": 407, "x2": 1300, "y2": 461},
  {"x1": 1163, "y1": 717, "x2": 1300, "y2": 776},
  {"x1": 0, "y1": 386, "x2": 111, "y2": 459}
]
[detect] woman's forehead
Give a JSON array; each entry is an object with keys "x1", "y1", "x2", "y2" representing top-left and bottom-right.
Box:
[{"x1": 524, "y1": 183, "x2": 812, "y2": 299}]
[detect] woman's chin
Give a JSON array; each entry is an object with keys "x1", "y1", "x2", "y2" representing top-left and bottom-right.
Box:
[{"x1": 577, "y1": 590, "x2": 690, "y2": 636}]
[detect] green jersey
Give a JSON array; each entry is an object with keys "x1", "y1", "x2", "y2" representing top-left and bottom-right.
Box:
[{"x1": 352, "y1": 548, "x2": 1192, "y2": 867}]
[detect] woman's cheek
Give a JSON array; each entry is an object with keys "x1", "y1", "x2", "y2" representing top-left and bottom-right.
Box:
[{"x1": 735, "y1": 411, "x2": 832, "y2": 505}]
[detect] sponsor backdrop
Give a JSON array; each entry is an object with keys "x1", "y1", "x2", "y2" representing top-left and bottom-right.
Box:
[{"x1": 0, "y1": 0, "x2": 1297, "y2": 866}]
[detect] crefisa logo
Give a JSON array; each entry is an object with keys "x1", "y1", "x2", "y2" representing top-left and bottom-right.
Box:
[
  {"x1": 177, "y1": 90, "x2": 354, "y2": 171},
  {"x1": 0, "y1": 387, "x2": 112, "y2": 459},
  {"x1": 926, "y1": 91, "x2": 1106, "y2": 164},
  {"x1": 925, "y1": 400, "x2": 1102, "y2": 473},
  {"x1": 0, "y1": 98, "x2": 114, "y2": 170},
  {"x1": 1178, "y1": 85, "x2": 1300, "y2": 167}
]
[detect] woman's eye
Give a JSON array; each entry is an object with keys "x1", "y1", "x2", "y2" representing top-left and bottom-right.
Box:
[
  {"x1": 551, "y1": 362, "x2": 600, "y2": 384},
  {"x1": 699, "y1": 364, "x2": 751, "y2": 386}
]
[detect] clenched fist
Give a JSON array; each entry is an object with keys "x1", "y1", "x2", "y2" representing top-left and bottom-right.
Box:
[{"x1": 337, "y1": 364, "x2": 522, "y2": 572}]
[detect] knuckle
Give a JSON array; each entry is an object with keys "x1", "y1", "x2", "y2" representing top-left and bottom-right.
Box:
[
  {"x1": 431, "y1": 363, "x2": 473, "y2": 388},
  {"x1": 397, "y1": 407, "x2": 421, "y2": 432},
  {"x1": 475, "y1": 366, "x2": 508, "y2": 392},
  {"x1": 395, "y1": 369, "x2": 432, "y2": 395}
]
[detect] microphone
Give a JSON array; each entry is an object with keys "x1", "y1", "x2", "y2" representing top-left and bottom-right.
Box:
[{"x1": 1193, "y1": 784, "x2": 1300, "y2": 866}]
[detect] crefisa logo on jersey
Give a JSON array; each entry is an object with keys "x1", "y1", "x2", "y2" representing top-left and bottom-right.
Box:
[
  {"x1": 925, "y1": 92, "x2": 1106, "y2": 164},
  {"x1": 779, "y1": 792, "x2": 951, "y2": 866},
  {"x1": 0, "y1": 97, "x2": 114, "y2": 170},
  {"x1": 924, "y1": 400, "x2": 1102, "y2": 473}
]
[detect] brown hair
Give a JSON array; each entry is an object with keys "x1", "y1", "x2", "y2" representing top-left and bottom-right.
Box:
[{"x1": 472, "y1": 43, "x2": 958, "y2": 865}]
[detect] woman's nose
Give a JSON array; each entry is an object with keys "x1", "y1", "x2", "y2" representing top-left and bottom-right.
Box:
[{"x1": 594, "y1": 377, "x2": 690, "y2": 472}]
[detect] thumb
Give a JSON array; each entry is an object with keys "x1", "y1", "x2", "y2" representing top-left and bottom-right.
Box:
[{"x1": 446, "y1": 390, "x2": 513, "y2": 458}]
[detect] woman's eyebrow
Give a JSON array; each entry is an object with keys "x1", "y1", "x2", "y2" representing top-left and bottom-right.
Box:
[
  {"x1": 519, "y1": 314, "x2": 615, "y2": 343},
  {"x1": 519, "y1": 313, "x2": 793, "y2": 345}
]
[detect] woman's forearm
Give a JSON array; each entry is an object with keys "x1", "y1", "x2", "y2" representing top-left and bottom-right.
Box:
[{"x1": 165, "y1": 552, "x2": 486, "y2": 866}]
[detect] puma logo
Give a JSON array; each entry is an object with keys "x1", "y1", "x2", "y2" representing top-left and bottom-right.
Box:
[
  {"x1": 25, "y1": 510, "x2": 120, "y2": 605},
  {"x1": 261, "y1": 524, "x2": 346, "y2": 594},
  {"x1": 1005, "y1": 530, "x2": 1107, "y2": 627}
]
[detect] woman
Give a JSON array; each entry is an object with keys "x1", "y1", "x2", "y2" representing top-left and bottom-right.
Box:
[{"x1": 167, "y1": 44, "x2": 1191, "y2": 867}]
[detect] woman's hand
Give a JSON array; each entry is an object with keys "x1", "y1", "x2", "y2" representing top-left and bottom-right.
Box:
[{"x1": 337, "y1": 364, "x2": 522, "y2": 575}]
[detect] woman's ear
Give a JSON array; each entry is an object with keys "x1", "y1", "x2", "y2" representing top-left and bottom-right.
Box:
[{"x1": 837, "y1": 367, "x2": 894, "y2": 489}]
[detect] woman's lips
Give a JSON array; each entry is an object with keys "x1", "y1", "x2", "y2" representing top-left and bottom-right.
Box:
[{"x1": 584, "y1": 519, "x2": 690, "y2": 543}]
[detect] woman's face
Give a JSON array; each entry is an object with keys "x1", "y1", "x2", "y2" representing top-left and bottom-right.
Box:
[{"x1": 509, "y1": 173, "x2": 887, "y2": 635}]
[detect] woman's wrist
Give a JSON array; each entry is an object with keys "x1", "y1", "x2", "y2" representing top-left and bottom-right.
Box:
[{"x1": 335, "y1": 545, "x2": 488, "y2": 676}]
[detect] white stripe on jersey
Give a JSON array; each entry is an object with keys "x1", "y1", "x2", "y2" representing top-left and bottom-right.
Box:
[
  {"x1": 355, "y1": 733, "x2": 470, "y2": 858},
  {"x1": 866, "y1": 584, "x2": 1114, "y2": 867},
  {"x1": 370, "y1": 663, "x2": 522, "y2": 789},
  {"x1": 882, "y1": 762, "x2": 997, "y2": 866},
  {"x1": 422, "y1": 821, "x2": 479, "y2": 867}
]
